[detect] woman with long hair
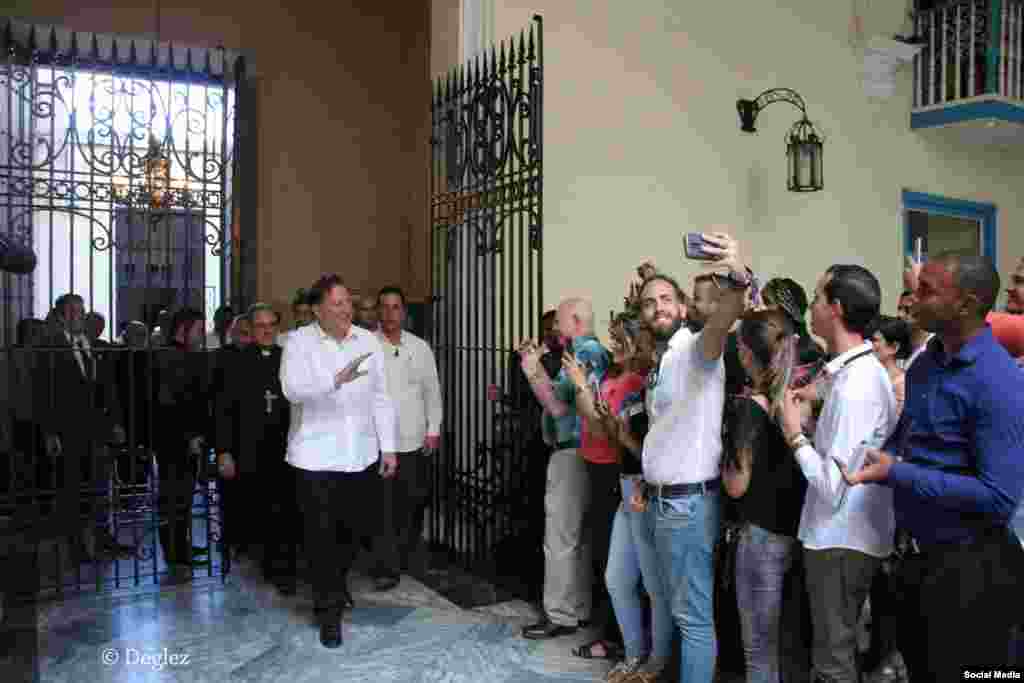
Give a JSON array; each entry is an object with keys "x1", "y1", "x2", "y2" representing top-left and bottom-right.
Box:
[{"x1": 722, "y1": 309, "x2": 809, "y2": 683}]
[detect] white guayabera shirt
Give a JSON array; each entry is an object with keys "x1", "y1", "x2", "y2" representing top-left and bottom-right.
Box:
[{"x1": 280, "y1": 322, "x2": 397, "y2": 472}]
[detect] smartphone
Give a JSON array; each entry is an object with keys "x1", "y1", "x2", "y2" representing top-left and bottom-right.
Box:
[
  {"x1": 913, "y1": 237, "x2": 926, "y2": 264},
  {"x1": 683, "y1": 232, "x2": 716, "y2": 261}
]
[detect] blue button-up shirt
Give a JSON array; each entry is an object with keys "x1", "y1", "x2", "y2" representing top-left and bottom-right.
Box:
[{"x1": 883, "y1": 326, "x2": 1024, "y2": 545}]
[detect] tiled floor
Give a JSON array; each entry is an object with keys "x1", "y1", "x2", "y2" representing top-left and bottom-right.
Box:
[{"x1": 1, "y1": 550, "x2": 616, "y2": 682}]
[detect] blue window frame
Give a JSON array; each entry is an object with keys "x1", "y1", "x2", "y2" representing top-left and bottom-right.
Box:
[{"x1": 901, "y1": 190, "x2": 997, "y2": 261}]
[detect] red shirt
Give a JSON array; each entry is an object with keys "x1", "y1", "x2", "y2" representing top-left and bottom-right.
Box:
[
  {"x1": 580, "y1": 371, "x2": 645, "y2": 465},
  {"x1": 987, "y1": 312, "x2": 1024, "y2": 358}
]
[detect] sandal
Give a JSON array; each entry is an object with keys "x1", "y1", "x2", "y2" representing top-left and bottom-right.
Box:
[{"x1": 571, "y1": 639, "x2": 625, "y2": 660}]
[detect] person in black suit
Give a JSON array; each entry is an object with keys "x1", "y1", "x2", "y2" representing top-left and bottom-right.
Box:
[
  {"x1": 34, "y1": 294, "x2": 128, "y2": 560},
  {"x1": 214, "y1": 303, "x2": 296, "y2": 593},
  {"x1": 153, "y1": 308, "x2": 212, "y2": 569}
]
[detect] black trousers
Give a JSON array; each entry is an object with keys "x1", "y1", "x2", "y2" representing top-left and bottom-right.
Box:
[
  {"x1": 156, "y1": 451, "x2": 195, "y2": 565},
  {"x1": 584, "y1": 459, "x2": 622, "y2": 644},
  {"x1": 296, "y1": 461, "x2": 395, "y2": 622},
  {"x1": 376, "y1": 450, "x2": 432, "y2": 575},
  {"x1": 893, "y1": 527, "x2": 1024, "y2": 683}
]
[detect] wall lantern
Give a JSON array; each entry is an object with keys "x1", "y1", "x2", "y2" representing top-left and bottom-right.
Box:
[{"x1": 737, "y1": 88, "x2": 824, "y2": 193}]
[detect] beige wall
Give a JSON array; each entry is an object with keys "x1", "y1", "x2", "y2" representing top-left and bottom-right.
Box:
[
  {"x1": 474, "y1": 0, "x2": 1024, "y2": 328},
  {"x1": 21, "y1": 0, "x2": 431, "y2": 323}
]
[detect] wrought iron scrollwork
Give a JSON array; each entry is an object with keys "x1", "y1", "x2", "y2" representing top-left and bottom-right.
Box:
[{"x1": 429, "y1": 16, "x2": 544, "y2": 576}]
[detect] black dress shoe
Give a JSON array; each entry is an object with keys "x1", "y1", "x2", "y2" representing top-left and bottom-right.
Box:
[
  {"x1": 521, "y1": 619, "x2": 579, "y2": 640},
  {"x1": 320, "y1": 621, "x2": 342, "y2": 649},
  {"x1": 373, "y1": 575, "x2": 400, "y2": 591}
]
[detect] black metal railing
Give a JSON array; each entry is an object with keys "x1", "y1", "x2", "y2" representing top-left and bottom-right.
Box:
[
  {"x1": 913, "y1": 0, "x2": 1024, "y2": 107},
  {"x1": 428, "y1": 15, "x2": 544, "y2": 589},
  {"x1": 0, "y1": 17, "x2": 246, "y2": 597}
]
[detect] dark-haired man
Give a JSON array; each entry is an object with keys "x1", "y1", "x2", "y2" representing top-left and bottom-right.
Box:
[
  {"x1": 639, "y1": 232, "x2": 751, "y2": 683},
  {"x1": 280, "y1": 274, "x2": 398, "y2": 648},
  {"x1": 372, "y1": 286, "x2": 442, "y2": 586},
  {"x1": 779, "y1": 264, "x2": 899, "y2": 683},
  {"x1": 844, "y1": 252, "x2": 1024, "y2": 682},
  {"x1": 896, "y1": 289, "x2": 934, "y2": 371},
  {"x1": 154, "y1": 308, "x2": 212, "y2": 569}
]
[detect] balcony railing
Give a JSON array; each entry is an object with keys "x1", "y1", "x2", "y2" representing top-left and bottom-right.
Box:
[{"x1": 913, "y1": 0, "x2": 1024, "y2": 108}]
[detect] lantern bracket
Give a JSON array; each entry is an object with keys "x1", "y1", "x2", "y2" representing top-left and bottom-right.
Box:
[{"x1": 736, "y1": 88, "x2": 808, "y2": 133}]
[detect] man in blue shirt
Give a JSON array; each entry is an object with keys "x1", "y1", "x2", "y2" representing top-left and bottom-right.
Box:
[{"x1": 843, "y1": 252, "x2": 1024, "y2": 681}]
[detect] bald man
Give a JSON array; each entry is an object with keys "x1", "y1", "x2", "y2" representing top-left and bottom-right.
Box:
[{"x1": 518, "y1": 297, "x2": 613, "y2": 641}]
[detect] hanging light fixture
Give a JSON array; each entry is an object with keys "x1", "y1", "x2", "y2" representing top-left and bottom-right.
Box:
[
  {"x1": 113, "y1": 134, "x2": 172, "y2": 208},
  {"x1": 737, "y1": 88, "x2": 825, "y2": 192}
]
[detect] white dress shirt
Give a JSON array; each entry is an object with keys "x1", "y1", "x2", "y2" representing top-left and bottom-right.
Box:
[
  {"x1": 280, "y1": 322, "x2": 398, "y2": 472},
  {"x1": 794, "y1": 342, "x2": 898, "y2": 557},
  {"x1": 375, "y1": 330, "x2": 443, "y2": 454},
  {"x1": 642, "y1": 325, "x2": 725, "y2": 485}
]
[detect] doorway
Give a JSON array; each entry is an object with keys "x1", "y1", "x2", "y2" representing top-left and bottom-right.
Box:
[{"x1": 902, "y1": 190, "x2": 997, "y2": 262}]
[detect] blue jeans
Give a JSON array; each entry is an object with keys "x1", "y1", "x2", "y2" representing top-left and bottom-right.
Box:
[
  {"x1": 650, "y1": 488, "x2": 721, "y2": 683},
  {"x1": 735, "y1": 524, "x2": 798, "y2": 683},
  {"x1": 604, "y1": 477, "x2": 672, "y2": 661}
]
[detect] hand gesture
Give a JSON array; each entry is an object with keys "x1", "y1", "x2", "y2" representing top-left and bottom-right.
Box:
[
  {"x1": 218, "y1": 452, "x2": 237, "y2": 480},
  {"x1": 594, "y1": 400, "x2": 621, "y2": 442},
  {"x1": 837, "y1": 448, "x2": 895, "y2": 486},
  {"x1": 561, "y1": 350, "x2": 588, "y2": 392},
  {"x1": 628, "y1": 487, "x2": 647, "y2": 513},
  {"x1": 778, "y1": 388, "x2": 805, "y2": 443},
  {"x1": 698, "y1": 230, "x2": 744, "y2": 275},
  {"x1": 379, "y1": 452, "x2": 398, "y2": 479},
  {"x1": 45, "y1": 433, "x2": 62, "y2": 458},
  {"x1": 335, "y1": 352, "x2": 372, "y2": 388}
]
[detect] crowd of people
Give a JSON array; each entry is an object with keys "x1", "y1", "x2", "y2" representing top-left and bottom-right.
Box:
[
  {"x1": 511, "y1": 236, "x2": 1024, "y2": 683},
  {"x1": 5, "y1": 237, "x2": 1024, "y2": 680},
  {"x1": 1, "y1": 283, "x2": 442, "y2": 654}
]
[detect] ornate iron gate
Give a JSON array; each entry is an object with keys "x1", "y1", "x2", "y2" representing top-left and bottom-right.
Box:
[
  {"x1": 0, "y1": 19, "x2": 245, "y2": 599},
  {"x1": 428, "y1": 16, "x2": 544, "y2": 587}
]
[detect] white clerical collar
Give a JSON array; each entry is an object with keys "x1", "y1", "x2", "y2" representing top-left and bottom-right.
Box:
[{"x1": 824, "y1": 341, "x2": 874, "y2": 377}]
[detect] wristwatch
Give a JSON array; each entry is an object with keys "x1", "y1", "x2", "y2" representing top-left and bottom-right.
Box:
[{"x1": 789, "y1": 433, "x2": 810, "y2": 451}]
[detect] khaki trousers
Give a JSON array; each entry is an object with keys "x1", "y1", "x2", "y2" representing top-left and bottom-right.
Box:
[{"x1": 542, "y1": 448, "x2": 592, "y2": 627}]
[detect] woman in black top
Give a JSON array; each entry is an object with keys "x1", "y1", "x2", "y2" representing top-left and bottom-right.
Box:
[{"x1": 722, "y1": 309, "x2": 808, "y2": 683}]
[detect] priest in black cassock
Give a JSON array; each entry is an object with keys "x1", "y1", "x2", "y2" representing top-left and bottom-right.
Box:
[{"x1": 214, "y1": 303, "x2": 297, "y2": 594}]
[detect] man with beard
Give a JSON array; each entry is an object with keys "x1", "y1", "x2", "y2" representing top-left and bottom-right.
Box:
[
  {"x1": 842, "y1": 252, "x2": 1024, "y2": 682},
  {"x1": 639, "y1": 231, "x2": 751, "y2": 683},
  {"x1": 215, "y1": 303, "x2": 295, "y2": 593}
]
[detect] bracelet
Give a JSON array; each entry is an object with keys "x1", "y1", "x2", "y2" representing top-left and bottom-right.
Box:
[{"x1": 788, "y1": 433, "x2": 810, "y2": 451}]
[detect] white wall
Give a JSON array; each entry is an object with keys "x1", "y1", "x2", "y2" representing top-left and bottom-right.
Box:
[{"x1": 478, "y1": 0, "x2": 1024, "y2": 326}]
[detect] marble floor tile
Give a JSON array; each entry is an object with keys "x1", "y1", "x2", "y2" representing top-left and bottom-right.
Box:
[{"x1": 9, "y1": 556, "x2": 612, "y2": 683}]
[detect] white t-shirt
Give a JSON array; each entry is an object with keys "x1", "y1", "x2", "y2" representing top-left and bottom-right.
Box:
[{"x1": 642, "y1": 326, "x2": 725, "y2": 485}]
